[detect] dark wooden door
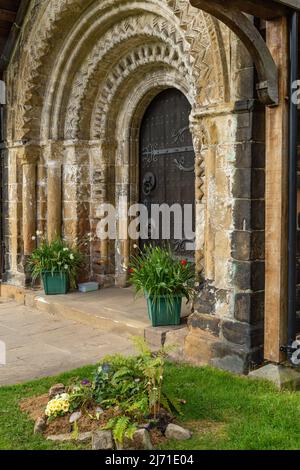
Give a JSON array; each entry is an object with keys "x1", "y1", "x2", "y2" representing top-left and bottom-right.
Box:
[{"x1": 139, "y1": 88, "x2": 195, "y2": 260}]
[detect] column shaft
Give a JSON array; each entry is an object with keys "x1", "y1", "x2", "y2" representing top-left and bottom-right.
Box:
[{"x1": 47, "y1": 162, "x2": 62, "y2": 242}]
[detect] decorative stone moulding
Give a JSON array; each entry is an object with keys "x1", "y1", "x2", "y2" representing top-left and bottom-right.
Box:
[{"x1": 190, "y1": 0, "x2": 279, "y2": 106}]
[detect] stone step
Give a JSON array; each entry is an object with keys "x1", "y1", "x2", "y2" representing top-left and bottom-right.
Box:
[
  {"x1": 0, "y1": 283, "x2": 191, "y2": 341},
  {"x1": 24, "y1": 288, "x2": 149, "y2": 338}
]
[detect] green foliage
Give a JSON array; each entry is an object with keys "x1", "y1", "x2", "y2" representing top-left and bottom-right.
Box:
[
  {"x1": 4, "y1": 362, "x2": 300, "y2": 450},
  {"x1": 129, "y1": 245, "x2": 196, "y2": 310},
  {"x1": 93, "y1": 337, "x2": 178, "y2": 446},
  {"x1": 28, "y1": 238, "x2": 84, "y2": 288},
  {"x1": 94, "y1": 337, "x2": 181, "y2": 444},
  {"x1": 68, "y1": 382, "x2": 94, "y2": 412},
  {"x1": 104, "y1": 416, "x2": 137, "y2": 446},
  {"x1": 93, "y1": 355, "x2": 148, "y2": 416}
]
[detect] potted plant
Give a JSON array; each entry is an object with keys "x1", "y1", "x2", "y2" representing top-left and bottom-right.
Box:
[
  {"x1": 129, "y1": 245, "x2": 195, "y2": 327},
  {"x1": 29, "y1": 238, "x2": 84, "y2": 295}
]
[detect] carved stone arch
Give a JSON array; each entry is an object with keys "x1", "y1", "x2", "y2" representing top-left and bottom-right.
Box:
[
  {"x1": 62, "y1": 20, "x2": 194, "y2": 140},
  {"x1": 9, "y1": 0, "x2": 230, "y2": 142},
  {"x1": 6, "y1": 0, "x2": 231, "y2": 288},
  {"x1": 166, "y1": 0, "x2": 230, "y2": 103},
  {"x1": 115, "y1": 73, "x2": 193, "y2": 145},
  {"x1": 42, "y1": 4, "x2": 193, "y2": 142},
  {"x1": 86, "y1": 47, "x2": 194, "y2": 142},
  {"x1": 88, "y1": 63, "x2": 199, "y2": 281},
  {"x1": 12, "y1": 0, "x2": 85, "y2": 141}
]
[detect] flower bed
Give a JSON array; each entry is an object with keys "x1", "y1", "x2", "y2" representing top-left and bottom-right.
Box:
[{"x1": 21, "y1": 338, "x2": 192, "y2": 450}]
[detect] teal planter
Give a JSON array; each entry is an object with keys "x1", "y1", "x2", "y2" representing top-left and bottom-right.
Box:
[
  {"x1": 146, "y1": 295, "x2": 182, "y2": 327},
  {"x1": 42, "y1": 272, "x2": 69, "y2": 295}
]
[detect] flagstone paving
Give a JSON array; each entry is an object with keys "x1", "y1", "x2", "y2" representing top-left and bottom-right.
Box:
[{"x1": 0, "y1": 298, "x2": 135, "y2": 386}]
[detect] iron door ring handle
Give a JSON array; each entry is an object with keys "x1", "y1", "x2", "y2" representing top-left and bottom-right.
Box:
[{"x1": 142, "y1": 172, "x2": 156, "y2": 196}]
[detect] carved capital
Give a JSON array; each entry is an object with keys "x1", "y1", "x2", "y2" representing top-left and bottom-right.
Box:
[
  {"x1": 49, "y1": 141, "x2": 64, "y2": 163},
  {"x1": 18, "y1": 144, "x2": 41, "y2": 165}
]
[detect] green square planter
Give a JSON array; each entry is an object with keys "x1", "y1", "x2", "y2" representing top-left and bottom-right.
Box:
[
  {"x1": 146, "y1": 295, "x2": 182, "y2": 327},
  {"x1": 42, "y1": 272, "x2": 69, "y2": 295}
]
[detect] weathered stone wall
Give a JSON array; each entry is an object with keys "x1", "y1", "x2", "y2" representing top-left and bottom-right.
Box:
[
  {"x1": 184, "y1": 36, "x2": 265, "y2": 374},
  {"x1": 3, "y1": 0, "x2": 265, "y2": 373}
]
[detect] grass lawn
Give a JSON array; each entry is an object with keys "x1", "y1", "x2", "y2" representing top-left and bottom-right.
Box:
[{"x1": 1, "y1": 362, "x2": 300, "y2": 450}]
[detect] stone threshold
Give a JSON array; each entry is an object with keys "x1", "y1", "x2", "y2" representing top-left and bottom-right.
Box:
[{"x1": 0, "y1": 283, "x2": 189, "y2": 341}]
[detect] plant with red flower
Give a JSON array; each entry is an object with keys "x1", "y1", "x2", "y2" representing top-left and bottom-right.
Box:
[{"x1": 129, "y1": 245, "x2": 195, "y2": 308}]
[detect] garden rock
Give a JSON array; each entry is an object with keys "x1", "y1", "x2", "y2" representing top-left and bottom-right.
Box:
[
  {"x1": 165, "y1": 424, "x2": 192, "y2": 441},
  {"x1": 48, "y1": 383, "x2": 65, "y2": 399},
  {"x1": 92, "y1": 430, "x2": 114, "y2": 450},
  {"x1": 117, "y1": 429, "x2": 153, "y2": 450},
  {"x1": 69, "y1": 411, "x2": 82, "y2": 424},
  {"x1": 47, "y1": 432, "x2": 92, "y2": 443},
  {"x1": 77, "y1": 432, "x2": 92, "y2": 443},
  {"x1": 47, "y1": 433, "x2": 73, "y2": 442},
  {"x1": 34, "y1": 417, "x2": 47, "y2": 434}
]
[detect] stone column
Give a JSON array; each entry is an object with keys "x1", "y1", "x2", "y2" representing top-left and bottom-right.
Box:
[
  {"x1": 115, "y1": 138, "x2": 130, "y2": 288},
  {"x1": 90, "y1": 139, "x2": 115, "y2": 284},
  {"x1": 191, "y1": 120, "x2": 208, "y2": 277},
  {"x1": 63, "y1": 141, "x2": 79, "y2": 245},
  {"x1": 47, "y1": 142, "x2": 63, "y2": 242},
  {"x1": 22, "y1": 161, "x2": 37, "y2": 255},
  {"x1": 20, "y1": 145, "x2": 40, "y2": 281},
  {"x1": 6, "y1": 144, "x2": 21, "y2": 278}
]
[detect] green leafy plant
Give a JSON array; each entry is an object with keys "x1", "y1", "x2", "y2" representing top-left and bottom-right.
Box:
[
  {"x1": 129, "y1": 245, "x2": 195, "y2": 310},
  {"x1": 68, "y1": 380, "x2": 94, "y2": 412},
  {"x1": 42, "y1": 338, "x2": 182, "y2": 447},
  {"x1": 93, "y1": 357, "x2": 148, "y2": 415},
  {"x1": 28, "y1": 237, "x2": 84, "y2": 288},
  {"x1": 133, "y1": 337, "x2": 181, "y2": 419},
  {"x1": 104, "y1": 416, "x2": 137, "y2": 446},
  {"x1": 95, "y1": 337, "x2": 182, "y2": 444}
]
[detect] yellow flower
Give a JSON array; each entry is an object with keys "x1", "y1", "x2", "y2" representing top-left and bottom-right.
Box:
[{"x1": 45, "y1": 393, "x2": 70, "y2": 417}]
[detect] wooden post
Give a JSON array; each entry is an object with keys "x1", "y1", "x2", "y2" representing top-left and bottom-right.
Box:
[{"x1": 264, "y1": 17, "x2": 289, "y2": 362}]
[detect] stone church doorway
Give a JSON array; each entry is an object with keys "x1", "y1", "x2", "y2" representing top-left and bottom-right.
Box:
[{"x1": 139, "y1": 88, "x2": 195, "y2": 260}]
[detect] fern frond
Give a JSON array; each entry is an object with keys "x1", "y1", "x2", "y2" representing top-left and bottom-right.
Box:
[
  {"x1": 113, "y1": 416, "x2": 131, "y2": 444},
  {"x1": 132, "y1": 336, "x2": 152, "y2": 356},
  {"x1": 125, "y1": 423, "x2": 138, "y2": 441},
  {"x1": 126, "y1": 397, "x2": 149, "y2": 414}
]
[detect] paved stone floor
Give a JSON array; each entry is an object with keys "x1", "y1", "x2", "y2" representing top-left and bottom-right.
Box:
[{"x1": 0, "y1": 298, "x2": 134, "y2": 386}]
